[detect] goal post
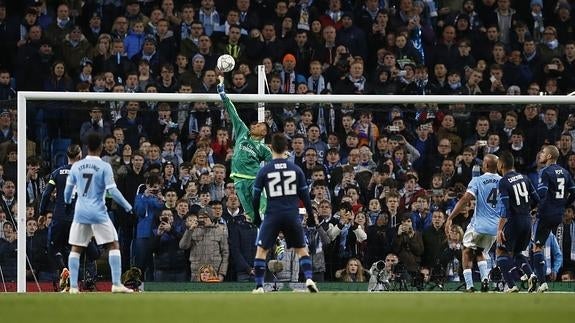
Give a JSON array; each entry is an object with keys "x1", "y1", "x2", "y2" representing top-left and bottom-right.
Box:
[{"x1": 15, "y1": 73, "x2": 575, "y2": 292}]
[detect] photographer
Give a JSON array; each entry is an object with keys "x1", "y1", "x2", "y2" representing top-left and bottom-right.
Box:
[
  {"x1": 133, "y1": 174, "x2": 165, "y2": 281},
  {"x1": 391, "y1": 214, "x2": 424, "y2": 275},
  {"x1": 152, "y1": 208, "x2": 187, "y2": 282},
  {"x1": 367, "y1": 253, "x2": 398, "y2": 291}
]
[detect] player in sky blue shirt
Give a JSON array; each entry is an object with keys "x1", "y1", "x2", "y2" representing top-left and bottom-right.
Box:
[
  {"x1": 250, "y1": 133, "x2": 318, "y2": 293},
  {"x1": 446, "y1": 154, "x2": 501, "y2": 292},
  {"x1": 532, "y1": 145, "x2": 575, "y2": 292},
  {"x1": 496, "y1": 151, "x2": 539, "y2": 292},
  {"x1": 63, "y1": 132, "x2": 134, "y2": 293}
]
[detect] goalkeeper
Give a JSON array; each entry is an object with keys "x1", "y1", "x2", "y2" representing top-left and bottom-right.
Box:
[{"x1": 217, "y1": 75, "x2": 272, "y2": 225}]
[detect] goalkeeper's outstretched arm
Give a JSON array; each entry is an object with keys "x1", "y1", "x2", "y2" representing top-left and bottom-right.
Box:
[
  {"x1": 217, "y1": 75, "x2": 228, "y2": 101},
  {"x1": 217, "y1": 75, "x2": 248, "y2": 135}
]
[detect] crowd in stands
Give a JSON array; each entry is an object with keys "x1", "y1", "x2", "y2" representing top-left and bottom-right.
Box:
[{"x1": 1, "y1": 0, "x2": 575, "y2": 286}]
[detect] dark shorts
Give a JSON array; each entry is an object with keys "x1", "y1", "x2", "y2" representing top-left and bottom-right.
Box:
[
  {"x1": 499, "y1": 219, "x2": 531, "y2": 254},
  {"x1": 534, "y1": 217, "x2": 562, "y2": 246},
  {"x1": 256, "y1": 213, "x2": 306, "y2": 250}
]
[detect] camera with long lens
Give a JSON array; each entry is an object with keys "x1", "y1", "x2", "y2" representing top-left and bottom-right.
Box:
[
  {"x1": 428, "y1": 263, "x2": 447, "y2": 291},
  {"x1": 367, "y1": 260, "x2": 391, "y2": 292},
  {"x1": 389, "y1": 262, "x2": 410, "y2": 291}
]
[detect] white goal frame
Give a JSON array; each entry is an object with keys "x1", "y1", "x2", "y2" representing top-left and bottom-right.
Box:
[{"x1": 15, "y1": 66, "x2": 575, "y2": 292}]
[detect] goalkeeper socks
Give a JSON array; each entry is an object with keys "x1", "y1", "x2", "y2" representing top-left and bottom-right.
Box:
[
  {"x1": 68, "y1": 251, "x2": 80, "y2": 289},
  {"x1": 109, "y1": 249, "x2": 122, "y2": 286},
  {"x1": 496, "y1": 255, "x2": 515, "y2": 288},
  {"x1": 463, "y1": 269, "x2": 473, "y2": 290},
  {"x1": 477, "y1": 260, "x2": 489, "y2": 281},
  {"x1": 532, "y1": 251, "x2": 546, "y2": 283},
  {"x1": 514, "y1": 254, "x2": 534, "y2": 277},
  {"x1": 299, "y1": 255, "x2": 313, "y2": 280},
  {"x1": 254, "y1": 258, "x2": 266, "y2": 288}
]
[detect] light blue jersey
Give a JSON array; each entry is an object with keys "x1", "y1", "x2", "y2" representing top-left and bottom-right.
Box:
[
  {"x1": 467, "y1": 172, "x2": 502, "y2": 235},
  {"x1": 65, "y1": 156, "x2": 130, "y2": 224}
]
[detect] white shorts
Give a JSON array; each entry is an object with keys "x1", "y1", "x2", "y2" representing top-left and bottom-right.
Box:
[
  {"x1": 68, "y1": 219, "x2": 118, "y2": 247},
  {"x1": 462, "y1": 228, "x2": 496, "y2": 251}
]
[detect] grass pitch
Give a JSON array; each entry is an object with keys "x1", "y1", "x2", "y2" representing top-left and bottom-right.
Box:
[{"x1": 1, "y1": 292, "x2": 573, "y2": 323}]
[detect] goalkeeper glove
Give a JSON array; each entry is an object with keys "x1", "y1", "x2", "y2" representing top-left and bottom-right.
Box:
[{"x1": 217, "y1": 82, "x2": 227, "y2": 100}]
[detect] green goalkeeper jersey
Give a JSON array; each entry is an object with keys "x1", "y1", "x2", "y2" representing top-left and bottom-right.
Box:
[{"x1": 221, "y1": 96, "x2": 272, "y2": 180}]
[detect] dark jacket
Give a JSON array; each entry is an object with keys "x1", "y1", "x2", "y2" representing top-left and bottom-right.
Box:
[
  {"x1": 152, "y1": 218, "x2": 187, "y2": 271},
  {"x1": 228, "y1": 216, "x2": 258, "y2": 277},
  {"x1": 422, "y1": 226, "x2": 447, "y2": 268}
]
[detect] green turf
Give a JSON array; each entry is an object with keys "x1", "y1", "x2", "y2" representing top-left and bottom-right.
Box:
[{"x1": 1, "y1": 293, "x2": 573, "y2": 323}]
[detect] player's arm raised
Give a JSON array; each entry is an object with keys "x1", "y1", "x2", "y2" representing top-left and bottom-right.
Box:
[{"x1": 217, "y1": 74, "x2": 248, "y2": 139}]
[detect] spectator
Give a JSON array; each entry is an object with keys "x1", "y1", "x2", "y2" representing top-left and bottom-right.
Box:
[
  {"x1": 421, "y1": 210, "x2": 447, "y2": 268},
  {"x1": 80, "y1": 105, "x2": 112, "y2": 147},
  {"x1": 391, "y1": 214, "x2": 424, "y2": 275},
  {"x1": 335, "y1": 257, "x2": 368, "y2": 282},
  {"x1": 60, "y1": 25, "x2": 93, "y2": 78},
  {"x1": 44, "y1": 3, "x2": 74, "y2": 45},
  {"x1": 440, "y1": 224, "x2": 464, "y2": 282},
  {"x1": 0, "y1": 221, "x2": 16, "y2": 281},
  {"x1": 44, "y1": 60, "x2": 74, "y2": 92},
  {"x1": 152, "y1": 208, "x2": 187, "y2": 282},
  {"x1": 198, "y1": 264, "x2": 219, "y2": 282},
  {"x1": 179, "y1": 206, "x2": 229, "y2": 282}
]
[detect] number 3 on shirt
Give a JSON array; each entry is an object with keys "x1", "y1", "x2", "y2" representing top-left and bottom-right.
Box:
[
  {"x1": 267, "y1": 171, "x2": 297, "y2": 197},
  {"x1": 556, "y1": 177, "x2": 565, "y2": 199}
]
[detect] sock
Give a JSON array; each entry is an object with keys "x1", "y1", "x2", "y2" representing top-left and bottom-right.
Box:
[
  {"x1": 514, "y1": 254, "x2": 533, "y2": 277},
  {"x1": 68, "y1": 251, "x2": 81, "y2": 289},
  {"x1": 477, "y1": 260, "x2": 489, "y2": 281},
  {"x1": 532, "y1": 251, "x2": 546, "y2": 283},
  {"x1": 496, "y1": 256, "x2": 515, "y2": 288},
  {"x1": 109, "y1": 249, "x2": 122, "y2": 286},
  {"x1": 55, "y1": 253, "x2": 65, "y2": 270},
  {"x1": 299, "y1": 255, "x2": 313, "y2": 280},
  {"x1": 254, "y1": 258, "x2": 266, "y2": 288},
  {"x1": 463, "y1": 269, "x2": 473, "y2": 289}
]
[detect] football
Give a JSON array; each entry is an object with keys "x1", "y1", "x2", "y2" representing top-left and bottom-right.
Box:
[{"x1": 217, "y1": 54, "x2": 235, "y2": 72}]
